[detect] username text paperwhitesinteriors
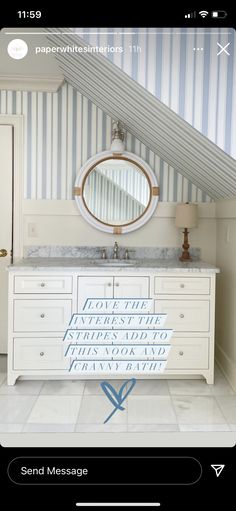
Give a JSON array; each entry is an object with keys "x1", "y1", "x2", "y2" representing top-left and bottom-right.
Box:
[{"x1": 35, "y1": 45, "x2": 124, "y2": 54}]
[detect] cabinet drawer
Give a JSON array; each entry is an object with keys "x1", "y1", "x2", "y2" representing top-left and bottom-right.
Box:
[
  {"x1": 13, "y1": 299, "x2": 72, "y2": 332},
  {"x1": 13, "y1": 338, "x2": 69, "y2": 370},
  {"x1": 154, "y1": 276, "x2": 210, "y2": 295},
  {"x1": 14, "y1": 275, "x2": 73, "y2": 294},
  {"x1": 154, "y1": 300, "x2": 210, "y2": 331},
  {"x1": 166, "y1": 338, "x2": 209, "y2": 369}
]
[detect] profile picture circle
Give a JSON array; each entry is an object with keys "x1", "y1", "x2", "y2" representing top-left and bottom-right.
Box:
[{"x1": 7, "y1": 39, "x2": 28, "y2": 60}]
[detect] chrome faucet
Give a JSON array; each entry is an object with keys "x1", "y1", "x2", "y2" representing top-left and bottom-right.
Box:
[{"x1": 113, "y1": 241, "x2": 119, "y2": 259}]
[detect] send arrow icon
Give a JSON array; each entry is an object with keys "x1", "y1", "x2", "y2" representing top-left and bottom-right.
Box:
[{"x1": 211, "y1": 465, "x2": 225, "y2": 477}]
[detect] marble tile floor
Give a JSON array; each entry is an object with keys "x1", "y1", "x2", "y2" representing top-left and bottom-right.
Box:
[{"x1": 0, "y1": 364, "x2": 235, "y2": 433}]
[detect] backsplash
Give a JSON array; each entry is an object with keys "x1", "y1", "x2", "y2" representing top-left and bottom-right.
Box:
[
  {"x1": 0, "y1": 84, "x2": 210, "y2": 202},
  {"x1": 24, "y1": 245, "x2": 201, "y2": 260}
]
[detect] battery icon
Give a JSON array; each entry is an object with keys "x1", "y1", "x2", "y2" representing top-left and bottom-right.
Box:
[{"x1": 211, "y1": 10, "x2": 227, "y2": 18}]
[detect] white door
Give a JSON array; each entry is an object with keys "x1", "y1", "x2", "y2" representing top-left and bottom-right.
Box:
[
  {"x1": 77, "y1": 276, "x2": 113, "y2": 311},
  {"x1": 0, "y1": 125, "x2": 13, "y2": 353},
  {"x1": 114, "y1": 276, "x2": 150, "y2": 298}
]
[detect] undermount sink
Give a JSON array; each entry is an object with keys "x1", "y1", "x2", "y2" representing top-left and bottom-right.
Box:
[{"x1": 91, "y1": 259, "x2": 138, "y2": 266}]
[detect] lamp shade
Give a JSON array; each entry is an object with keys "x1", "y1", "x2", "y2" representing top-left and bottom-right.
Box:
[
  {"x1": 110, "y1": 138, "x2": 125, "y2": 154},
  {"x1": 110, "y1": 120, "x2": 125, "y2": 154},
  {"x1": 175, "y1": 203, "x2": 198, "y2": 228}
]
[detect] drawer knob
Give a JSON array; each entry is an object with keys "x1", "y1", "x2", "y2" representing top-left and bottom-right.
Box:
[
  {"x1": 179, "y1": 313, "x2": 184, "y2": 318},
  {"x1": 40, "y1": 282, "x2": 46, "y2": 287},
  {"x1": 179, "y1": 350, "x2": 184, "y2": 356},
  {"x1": 180, "y1": 284, "x2": 185, "y2": 288},
  {"x1": 115, "y1": 283, "x2": 120, "y2": 287},
  {"x1": 40, "y1": 313, "x2": 45, "y2": 318},
  {"x1": 40, "y1": 352, "x2": 44, "y2": 356},
  {"x1": 107, "y1": 282, "x2": 112, "y2": 287}
]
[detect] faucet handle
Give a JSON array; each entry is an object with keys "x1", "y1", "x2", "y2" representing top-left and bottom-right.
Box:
[
  {"x1": 101, "y1": 248, "x2": 106, "y2": 259},
  {"x1": 125, "y1": 249, "x2": 129, "y2": 260}
]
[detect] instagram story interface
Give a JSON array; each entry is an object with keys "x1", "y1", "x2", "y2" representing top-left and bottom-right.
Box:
[{"x1": 0, "y1": 16, "x2": 235, "y2": 509}]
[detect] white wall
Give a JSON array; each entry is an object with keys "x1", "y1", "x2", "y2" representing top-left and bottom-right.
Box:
[
  {"x1": 215, "y1": 198, "x2": 236, "y2": 391},
  {"x1": 23, "y1": 200, "x2": 217, "y2": 264}
]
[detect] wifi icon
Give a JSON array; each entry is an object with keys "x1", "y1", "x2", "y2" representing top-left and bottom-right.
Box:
[{"x1": 199, "y1": 10, "x2": 209, "y2": 17}]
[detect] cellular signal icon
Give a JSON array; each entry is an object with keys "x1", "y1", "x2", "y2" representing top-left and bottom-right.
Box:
[
  {"x1": 185, "y1": 11, "x2": 196, "y2": 18},
  {"x1": 199, "y1": 10, "x2": 209, "y2": 18}
]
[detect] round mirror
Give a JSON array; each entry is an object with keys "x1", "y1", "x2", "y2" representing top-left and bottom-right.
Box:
[
  {"x1": 83, "y1": 158, "x2": 151, "y2": 226},
  {"x1": 74, "y1": 151, "x2": 159, "y2": 234}
]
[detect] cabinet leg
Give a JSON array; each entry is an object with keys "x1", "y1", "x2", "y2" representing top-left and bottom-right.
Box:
[
  {"x1": 206, "y1": 374, "x2": 214, "y2": 384},
  {"x1": 7, "y1": 374, "x2": 17, "y2": 386}
]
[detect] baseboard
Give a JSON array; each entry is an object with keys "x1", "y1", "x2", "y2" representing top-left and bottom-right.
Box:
[{"x1": 215, "y1": 343, "x2": 236, "y2": 392}]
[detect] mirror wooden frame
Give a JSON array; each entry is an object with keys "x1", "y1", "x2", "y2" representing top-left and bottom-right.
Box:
[{"x1": 74, "y1": 150, "x2": 159, "y2": 234}]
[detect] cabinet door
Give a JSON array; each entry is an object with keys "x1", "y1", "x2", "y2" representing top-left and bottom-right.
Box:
[
  {"x1": 114, "y1": 276, "x2": 149, "y2": 298},
  {"x1": 78, "y1": 276, "x2": 113, "y2": 311}
]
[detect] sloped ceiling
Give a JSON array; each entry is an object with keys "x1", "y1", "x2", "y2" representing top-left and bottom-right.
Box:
[{"x1": 45, "y1": 28, "x2": 236, "y2": 200}]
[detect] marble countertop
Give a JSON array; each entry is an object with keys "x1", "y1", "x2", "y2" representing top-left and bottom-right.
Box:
[{"x1": 8, "y1": 258, "x2": 220, "y2": 273}]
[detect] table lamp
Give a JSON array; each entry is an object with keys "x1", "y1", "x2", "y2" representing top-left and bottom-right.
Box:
[{"x1": 175, "y1": 203, "x2": 198, "y2": 261}]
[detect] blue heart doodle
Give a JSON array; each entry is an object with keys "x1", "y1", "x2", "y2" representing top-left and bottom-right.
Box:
[{"x1": 100, "y1": 378, "x2": 137, "y2": 423}]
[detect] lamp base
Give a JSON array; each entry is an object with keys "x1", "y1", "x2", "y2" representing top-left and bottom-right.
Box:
[
  {"x1": 179, "y1": 254, "x2": 192, "y2": 262},
  {"x1": 179, "y1": 228, "x2": 192, "y2": 262}
]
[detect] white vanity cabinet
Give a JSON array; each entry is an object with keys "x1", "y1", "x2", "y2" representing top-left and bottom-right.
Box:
[
  {"x1": 153, "y1": 274, "x2": 215, "y2": 382},
  {"x1": 78, "y1": 276, "x2": 149, "y2": 310},
  {"x1": 7, "y1": 266, "x2": 217, "y2": 385},
  {"x1": 8, "y1": 272, "x2": 76, "y2": 384}
]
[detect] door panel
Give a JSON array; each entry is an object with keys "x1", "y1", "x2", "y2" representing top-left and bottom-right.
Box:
[
  {"x1": 78, "y1": 276, "x2": 113, "y2": 311},
  {"x1": 114, "y1": 276, "x2": 149, "y2": 298},
  {"x1": 0, "y1": 126, "x2": 13, "y2": 353}
]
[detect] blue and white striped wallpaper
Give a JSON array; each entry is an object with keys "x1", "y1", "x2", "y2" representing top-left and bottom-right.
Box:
[
  {"x1": 0, "y1": 84, "x2": 210, "y2": 201},
  {"x1": 77, "y1": 27, "x2": 236, "y2": 159}
]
